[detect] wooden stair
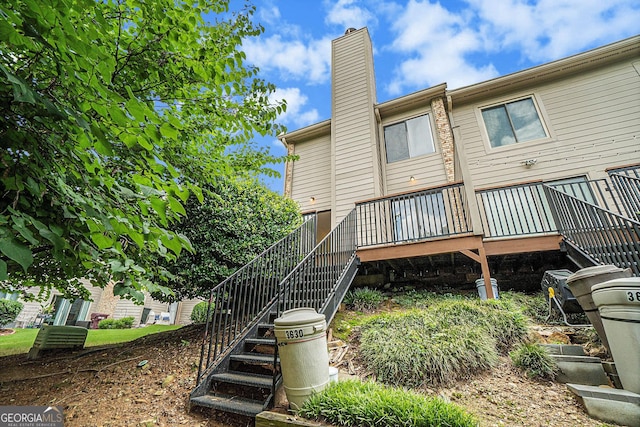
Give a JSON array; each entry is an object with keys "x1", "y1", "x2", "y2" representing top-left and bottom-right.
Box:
[{"x1": 190, "y1": 319, "x2": 281, "y2": 417}]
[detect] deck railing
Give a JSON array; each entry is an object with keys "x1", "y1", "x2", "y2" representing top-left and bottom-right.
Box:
[
  {"x1": 476, "y1": 179, "x2": 618, "y2": 238},
  {"x1": 544, "y1": 185, "x2": 640, "y2": 275},
  {"x1": 195, "y1": 216, "x2": 317, "y2": 385},
  {"x1": 355, "y1": 182, "x2": 472, "y2": 247},
  {"x1": 609, "y1": 173, "x2": 640, "y2": 221}
]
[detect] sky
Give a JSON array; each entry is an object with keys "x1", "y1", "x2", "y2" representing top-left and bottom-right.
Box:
[{"x1": 230, "y1": 0, "x2": 640, "y2": 192}]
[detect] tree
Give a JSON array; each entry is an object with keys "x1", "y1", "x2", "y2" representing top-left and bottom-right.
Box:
[
  {"x1": 163, "y1": 177, "x2": 301, "y2": 301},
  {"x1": 0, "y1": 0, "x2": 287, "y2": 302}
]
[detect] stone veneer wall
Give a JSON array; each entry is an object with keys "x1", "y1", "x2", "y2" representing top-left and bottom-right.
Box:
[{"x1": 431, "y1": 97, "x2": 455, "y2": 183}]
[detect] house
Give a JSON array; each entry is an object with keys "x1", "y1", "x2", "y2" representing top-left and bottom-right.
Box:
[
  {"x1": 191, "y1": 29, "x2": 639, "y2": 416},
  {"x1": 3, "y1": 281, "x2": 203, "y2": 328},
  {"x1": 279, "y1": 28, "x2": 640, "y2": 294}
]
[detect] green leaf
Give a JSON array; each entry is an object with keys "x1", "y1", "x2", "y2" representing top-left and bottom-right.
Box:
[
  {"x1": 0, "y1": 260, "x2": 6, "y2": 280},
  {"x1": 168, "y1": 196, "x2": 186, "y2": 216},
  {"x1": 150, "y1": 197, "x2": 168, "y2": 225},
  {"x1": 161, "y1": 233, "x2": 182, "y2": 256},
  {"x1": 160, "y1": 122, "x2": 179, "y2": 140},
  {"x1": 91, "y1": 232, "x2": 114, "y2": 250},
  {"x1": 0, "y1": 237, "x2": 34, "y2": 273}
]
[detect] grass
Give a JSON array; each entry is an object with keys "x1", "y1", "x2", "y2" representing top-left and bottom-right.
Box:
[
  {"x1": 358, "y1": 297, "x2": 529, "y2": 388},
  {"x1": 510, "y1": 342, "x2": 558, "y2": 380},
  {"x1": 343, "y1": 287, "x2": 385, "y2": 311},
  {"x1": 0, "y1": 325, "x2": 181, "y2": 357},
  {"x1": 299, "y1": 379, "x2": 477, "y2": 427}
]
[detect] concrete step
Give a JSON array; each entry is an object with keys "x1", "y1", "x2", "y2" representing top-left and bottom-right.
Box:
[
  {"x1": 567, "y1": 383, "x2": 640, "y2": 427},
  {"x1": 541, "y1": 344, "x2": 586, "y2": 356},
  {"x1": 551, "y1": 355, "x2": 609, "y2": 386}
]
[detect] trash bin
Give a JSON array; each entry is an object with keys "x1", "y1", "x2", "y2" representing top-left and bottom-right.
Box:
[
  {"x1": 274, "y1": 308, "x2": 329, "y2": 411},
  {"x1": 566, "y1": 265, "x2": 632, "y2": 351},
  {"x1": 475, "y1": 278, "x2": 498, "y2": 300},
  {"x1": 541, "y1": 269, "x2": 582, "y2": 313},
  {"x1": 90, "y1": 313, "x2": 109, "y2": 329},
  {"x1": 592, "y1": 278, "x2": 640, "y2": 394}
]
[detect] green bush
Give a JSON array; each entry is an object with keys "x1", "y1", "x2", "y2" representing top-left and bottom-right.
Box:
[
  {"x1": 0, "y1": 299, "x2": 24, "y2": 328},
  {"x1": 360, "y1": 310, "x2": 498, "y2": 387},
  {"x1": 343, "y1": 287, "x2": 384, "y2": 311},
  {"x1": 359, "y1": 299, "x2": 530, "y2": 388},
  {"x1": 190, "y1": 301, "x2": 215, "y2": 323},
  {"x1": 98, "y1": 316, "x2": 135, "y2": 329},
  {"x1": 510, "y1": 342, "x2": 558, "y2": 380},
  {"x1": 299, "y1": 379, "x2": 476, "y2": 427}
]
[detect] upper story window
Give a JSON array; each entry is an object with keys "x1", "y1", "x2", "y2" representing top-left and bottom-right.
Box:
[
  {"x1": 481, "y1": 97, "x2": 547, "y2": 148},
  {"x1": 384, "y1": 114, "x2": 435, "y2": 163}
]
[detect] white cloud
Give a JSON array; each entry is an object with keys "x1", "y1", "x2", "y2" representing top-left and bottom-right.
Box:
[
  {"x1": 243, "y1": 35, "x2": 333, "y2": 85},
  {"x1": 325, "y1": 0, "x2": 378, "y2": 30},
  {"x1": 468, "y1": 0, "x2": 640, "y2": 62},
  {"x1": 385, "y1": 0, "x2": 499, "y2": 93},
  {"x1": 380, "y1": 0, "x2": 639, "y2": 94},
  {"x1": 270, "y1": 87, "x2": 321, "y2": 128}
]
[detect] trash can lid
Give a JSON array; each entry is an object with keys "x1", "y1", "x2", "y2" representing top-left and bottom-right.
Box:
[
  {"x1": 274, "y1": 307, "x2": 325, "y2": 327},
  {"x1": 566, "y1": 265, "x2": 627, "y2": 284},
  {"x1": 591, "y1": 277, "x2": 640, "y2": 293}
]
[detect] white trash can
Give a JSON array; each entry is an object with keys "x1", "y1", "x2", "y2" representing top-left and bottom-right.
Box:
[
  {"x1": 475, "y1": 278, "x2": 498, "y2": 300},
  {"x1": 592, "y1": 278, "x2": 640, "y2": 394},
  {"x1": 274, "y1": 308, "x2": 329, "y2": 411},
  {"x1": 566, "y1": 265, "x2": 632, "y2": 352}
]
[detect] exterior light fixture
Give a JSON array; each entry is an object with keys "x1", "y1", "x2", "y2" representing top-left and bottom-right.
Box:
[
  {"x1": 409, "y1": 176, "x2": 416, "y2": 183},
  {"x1": 310, "y1": 196, "x2": 316, "y2": 203}
]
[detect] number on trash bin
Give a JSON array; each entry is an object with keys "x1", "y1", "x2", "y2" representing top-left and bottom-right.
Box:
[
  {"x1": 285, "y1": 329, "x2": 304, "y2": 339},
  {"x1": 627, "y1": 291, "x2": 640, "y2": 302}
]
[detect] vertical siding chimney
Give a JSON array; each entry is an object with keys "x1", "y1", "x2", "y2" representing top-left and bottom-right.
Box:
[{"x1": 330, "y1": 27, "x2": 381, "y2": 224}]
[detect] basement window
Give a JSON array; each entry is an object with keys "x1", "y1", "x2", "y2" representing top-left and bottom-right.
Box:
[
  {"x1": 481, "y1": 96, "x2": 547, "y2": 148},
  {"x1": 384, "y1": 114, "x2": 435, "y2": 163}
]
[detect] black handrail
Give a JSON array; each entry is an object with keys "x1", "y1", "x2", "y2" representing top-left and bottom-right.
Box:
[
  {"x1": 195, "y1": 216, "x2": 317, "y2": 385},
  {"x1": 544, "y1": 185, "x2": 640, "y2": 275},
  {"x1": 609, "y1": 173, "x2": 640, "y2": 221}
]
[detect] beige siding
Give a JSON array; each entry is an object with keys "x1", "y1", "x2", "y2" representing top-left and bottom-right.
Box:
[
  {"x1": 175, "y1": 298, "x2": 205, "y2": 325},
  {"x1": 290, "y1": 135, "x2": 332, "y2": 212},
  {"x1": 113, "y1": 299, "x2": 145, "y2": 322},
  {"x1": 332, "y1": 29, "x2": 380, "y2": 223},
  {"x1": 453, "y1": 59, "x2": 640, "y2": 188}
]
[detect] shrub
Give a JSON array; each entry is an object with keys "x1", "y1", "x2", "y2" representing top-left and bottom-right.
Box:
[
  {"x1": 98, "y1": 316, "x2": 135, "y2": 329},
  {"x1": 299, "y1": 379, "x2": 476, "y2": 427},
  {"x1": 510, "y1": 342, "x2": 558, "y2": 380},
  {"x1": 343, "y1": 287, "x2": 384, "y2": 311},
  {"x1": 358, "y1": 298, "x2": 530, "y2": 388},
  {"x1": 360, "y1": 311, "x2": 498, "y2": 387},
  {"x1": 98, "y1": 318, "x2": 115, "y2": 329},
  {"x1": 0, "y1": 299, "x2": 24, "y2": 328},
  {"x1": 190, "y1": 301, "x2": 215, "y2": 323}
]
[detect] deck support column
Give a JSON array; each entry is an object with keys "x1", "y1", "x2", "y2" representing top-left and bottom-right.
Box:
[{"x1": 460, "y1": 247, "x2": 495, "y2": 299}]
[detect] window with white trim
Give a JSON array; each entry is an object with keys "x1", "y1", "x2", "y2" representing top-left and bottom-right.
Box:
[
  {"x1": 481, "y1": 97, "x2": 547, "y2": 148},
  {"x1": 384, "y1": 114, "x2": 435, "y2": 163}
]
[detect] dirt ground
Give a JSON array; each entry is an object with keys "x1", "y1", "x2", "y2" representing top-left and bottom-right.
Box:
[{"x1": 0, "y1": 320, "x2": 622, "y2": 427}]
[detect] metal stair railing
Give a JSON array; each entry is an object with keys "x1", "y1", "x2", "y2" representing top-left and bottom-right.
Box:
[
  {"x1": 608, "y1": 172, "x2": 640, "y2": 221},
  {"x1": 276, "y1": 208, "x2": 358, "y2": 320},
  {"x1": 544, "y1": 184, "x2": 640, "y2": 276},
  {"x1": 195, "y1": 215, "x2": 317, "y2": 387}
]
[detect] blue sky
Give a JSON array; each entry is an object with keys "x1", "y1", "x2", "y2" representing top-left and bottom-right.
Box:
[{"x1": 232, "y1": 0, "x2": 640, "y2": 192}]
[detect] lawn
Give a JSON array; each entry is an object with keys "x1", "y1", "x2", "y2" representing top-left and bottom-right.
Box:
[{"x1": 0, "y1": 325, "x2": 182, "y2": 357}]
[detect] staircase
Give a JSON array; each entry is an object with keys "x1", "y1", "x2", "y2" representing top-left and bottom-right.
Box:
[
  {"x1": 190, "y1": 210, "x2": 359, "y2": 417},
  {"x1": 544, "y1": 171, "x2": 640, "y2": 276}
]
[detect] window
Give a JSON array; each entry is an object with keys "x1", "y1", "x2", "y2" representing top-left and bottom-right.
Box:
[
  {"x1": 481, "y1": 97, "x2": 547, "y2": 147},
  {"x1": 384, "y1": 114, "x2": 435, "y2": 163}
]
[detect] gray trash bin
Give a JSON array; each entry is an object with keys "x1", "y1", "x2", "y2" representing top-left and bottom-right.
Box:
[
  {"x1": 592, "y1": 278, "x2": 640, "y2": 394},
  {"x1": 274, "y1": 308, "x2": 329, "y2": 411},
  {"x1": 566, "y1": 265, "x2": 632, "y2": 351}
]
